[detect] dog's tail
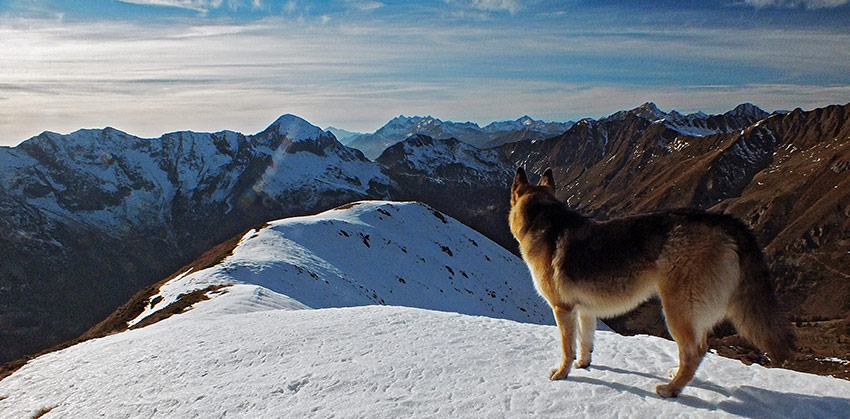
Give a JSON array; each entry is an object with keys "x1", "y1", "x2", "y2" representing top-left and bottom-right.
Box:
[{"x1": 726, "y1": 225, "x2": 796, "y2": 364}]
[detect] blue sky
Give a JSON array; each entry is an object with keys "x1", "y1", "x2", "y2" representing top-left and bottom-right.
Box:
[{"x1": 1, "y1": 0, "x2": 849, "y2": 145}]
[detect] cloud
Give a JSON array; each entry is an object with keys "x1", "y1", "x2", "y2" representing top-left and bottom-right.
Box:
[
  {"x1": 344, "y1": 0, "x2": 384, "y2": 12},
  {"x1": 742, "y1": 0, "x2": 849, "y2": 9},
  {"x1": 445, "y1": 0, "x2": 522, "y2": 14},
  {"x1": 115, "y1": 0, "x2": 255, "y2": 12},
  {"x1": 116, "y1": 0, "x2": 220, "y2": 11},
  {"x1": 1, "y1": 9, "x2": 849, "y2": 145}
]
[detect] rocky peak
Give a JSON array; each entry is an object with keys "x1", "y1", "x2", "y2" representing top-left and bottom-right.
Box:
[{"x1": 726, "y1": 103, "x2": 769, "y2": 120}]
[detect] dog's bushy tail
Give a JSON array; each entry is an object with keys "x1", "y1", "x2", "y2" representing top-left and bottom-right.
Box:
[{"x1": 727, "y1": 226, "x2": 796, "y2": 364}]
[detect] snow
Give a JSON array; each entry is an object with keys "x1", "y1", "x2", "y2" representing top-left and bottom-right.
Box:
[
  {"x1": 268, "y1": 114, "x2": 325, "y2": 141},
  {"x1": 0, "y1": 115, "x2": 390, "y2": 233},
  {"x1": 2, "y1": 303, "x2": 849, "y2": 418},
  {"x1": 2, "y1": 202, "x2": 850, "y2": 418},
  {"x1": 395, "y1": 137, "x2": 510, "y2": 184},
  {"x1": 129, "y1": 201, "x2": 551, "y2": 327}
]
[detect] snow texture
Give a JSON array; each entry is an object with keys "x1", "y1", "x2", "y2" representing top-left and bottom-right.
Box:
[
  {"x1": 1, "y1": 201, "x2": 848, "y2": 418},
  {"x1": 129, "y1": 201, "x2": 550, "y2": 326},
  {"x1": 2, "y1": 305, "x2": 849, "y2": 418}
]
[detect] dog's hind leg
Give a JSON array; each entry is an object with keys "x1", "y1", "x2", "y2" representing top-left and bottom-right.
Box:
[
  {"x1": 656, "y1": 297, "x2": 708, "y2": 398},
  {"x1": 575, "y1": 310, "x2": 595, "y2": 369},
  {"x1": 549, "y1": 305, "x2": 577, "y2": 380}
]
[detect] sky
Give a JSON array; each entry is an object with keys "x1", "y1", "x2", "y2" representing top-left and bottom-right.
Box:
[{"x1": 0, "y1": 0, "x2": 849, "y2": 146}]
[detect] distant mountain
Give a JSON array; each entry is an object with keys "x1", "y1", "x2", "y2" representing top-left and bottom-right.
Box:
[
  {"x1": 325, "y1": 126, "x2": 363, "y2": 145},
  {"x1": 601, "y1": 102, "x2": 770, "y2": 137},
  {"x1": 348, "y1": 115, "x2": 574, "y2": 159},
  {"x1": 0, "y1": 114, "x2": 393, "y2": 363},
  {"x1": 376, "y1": 135, "x2": 515, "y2": 250}
]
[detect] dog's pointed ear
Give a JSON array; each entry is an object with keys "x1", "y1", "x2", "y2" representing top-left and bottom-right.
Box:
[
  {"x1": 511, "y1": 167, "x2": 528, "y2": 206},
  {"x1": 513, "y1": 167, "x2": 528, "y2": 189},
  {"x1": 538, "y1": 167, "x2": 555, "y2": 191}
]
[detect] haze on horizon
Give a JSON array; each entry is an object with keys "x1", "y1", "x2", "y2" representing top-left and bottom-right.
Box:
[{"x1": 1, "y1": 0, "x2": 849, "y2": 146}]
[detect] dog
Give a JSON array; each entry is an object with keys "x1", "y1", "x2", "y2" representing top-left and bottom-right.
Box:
[{"x1": 509, "y1": 167, "x2": 795, "y2": 398}]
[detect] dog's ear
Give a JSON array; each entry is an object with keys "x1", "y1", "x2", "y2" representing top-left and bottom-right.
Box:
[
  {"x1": 538, "y1": 167, "x2": 555, "y2": 191},
  {"x1": 513, "y1": 167, "x2": 528, "y2": 189},
  {"x1": 511, "y1": 167, "x2": 528, "y2": 205}
]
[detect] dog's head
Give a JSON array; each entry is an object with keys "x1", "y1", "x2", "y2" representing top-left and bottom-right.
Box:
[{"x1": 511, "y1": 167, "x2": 556, "y2": 207}]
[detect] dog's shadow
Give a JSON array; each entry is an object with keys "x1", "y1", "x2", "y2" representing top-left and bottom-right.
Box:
[{"x1": 572, "y1": 364, "x2": 850, "y2": 418}]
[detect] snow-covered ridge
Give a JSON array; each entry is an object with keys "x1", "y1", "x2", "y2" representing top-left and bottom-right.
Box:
[
  {"x1": 0, "y1": 114, "x2": 391, "y2": 232},
  {"x1": 602, "y1": 102, "x2": 770, "y2": 137},
  {"x1": 129, "y1": 200, "x2": 551, "y2": 326}
]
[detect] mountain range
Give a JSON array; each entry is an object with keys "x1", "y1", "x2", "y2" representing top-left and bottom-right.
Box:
[
  {"x1": 2, "y1": 101, "x2": 849, "y2": 382},
  {"x1": 347, "y1": 115, "x2": 575, "y2": 159}
]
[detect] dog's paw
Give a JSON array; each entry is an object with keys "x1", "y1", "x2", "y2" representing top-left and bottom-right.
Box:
[
  {"x1": 655, "y1": 384, "x2": 680, "y2": 398},
  {"x1": 549, "y1": 367, "x2": 570, "y2": 380},
  {"x1": 574, "y1": 358, "x2": 591, "y2": 369}
]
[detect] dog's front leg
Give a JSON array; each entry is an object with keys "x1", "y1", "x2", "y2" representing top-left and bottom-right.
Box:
[{"x1": 550, "y1": 305, "x2": 576, "y2": 380}]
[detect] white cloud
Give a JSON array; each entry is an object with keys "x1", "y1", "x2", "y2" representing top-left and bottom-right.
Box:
[
  {"x1": 115, "y1": 0, "x2": 258, "y2": 12},
  {"x1": 470, "y1": 0, "x2": 521, "y2": 13},
  {"x1": 116, "y1": 0, "x2": 221, "y2": 11},
  {"x1": 445, "y1": 0, "x2": 521, "y2": 14},
  {"x1": 344, "y1": 0, "x2": 385, "y2": 12},
  {"x1": 743, "y1": 0, "x2": 849, "y2": 9}
]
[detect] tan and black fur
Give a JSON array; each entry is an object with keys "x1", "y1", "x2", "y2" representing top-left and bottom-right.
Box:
[{"x1": 509, "y1": 167, "x2": 795, "y2": 398}]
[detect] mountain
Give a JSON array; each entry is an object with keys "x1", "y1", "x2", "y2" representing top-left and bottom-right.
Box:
[
  {"x1": 0, "y1": 114, "x2": 393, "y2": 363},
  {"x1": 498, "y1": 102, "x2": 850, "y2": 377},
  {"x1": 4, "y1": 101, "x2": 849, "y2": 380},
  {"x1": 324, "y1": 126, "x2": 363, "y2": 145},
  {"x1": 348, "y1": 115, "x2": 574, "y2": 159},
  {"x1": 600, "y1": 102, "x2": 769, "y2": 137},
  {"x1": 348, "y1": 115, "x2": 487, "y2": 159},
  {"x1": 376, "y1": 135, "x2": 516, "y2": 251},
  {"x1": 1, "y1": 201, "x2": 848, "y2": 417},
  {"x1": 126, "y1": 201, "x2": 551, "y2": 326}
]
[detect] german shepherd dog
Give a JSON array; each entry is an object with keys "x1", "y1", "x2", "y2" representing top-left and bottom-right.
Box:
[{"x1": 509, "y1": 167, "x2": 794, "y2": 398}]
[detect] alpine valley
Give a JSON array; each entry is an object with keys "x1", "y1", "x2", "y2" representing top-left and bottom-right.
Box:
[{"x1": 2, "y1": 101, "x2": 849, "y2": 383}]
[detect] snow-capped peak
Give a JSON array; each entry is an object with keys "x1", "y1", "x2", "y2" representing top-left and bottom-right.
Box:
[{"x1": 263, "y1": 114, "x2": 325, "y2": 141}]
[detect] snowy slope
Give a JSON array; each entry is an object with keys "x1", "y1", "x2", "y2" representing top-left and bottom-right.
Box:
[
  {"x1": 376, "y1": 135, "x2": 511, "y2": 187},
  {"x1": 2, "y1": 202, "x2": 849, "y2": 417},
  {"x1": 2, "y1": 305, "x2": 849, "y2": 418},
  {"x1": 129, "y1": 201, "x2": 551, "y2": 326}
]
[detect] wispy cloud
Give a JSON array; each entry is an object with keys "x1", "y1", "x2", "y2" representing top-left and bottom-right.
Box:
[
  {"x1": 444, "y1": 0, "x2": 522, "y2": 15},
  {"x1": 344, "y1": 0, "x2": 384, "y2": 12},
  {"x1": 742, "y1": 0, "x2": 849, "y2": 9},
  {"x1": 0, "y1": 2, "x2": 848, "y2": 145},
  {"x1": 115, "y1": 0, "x2": 256, "y2": 13}
]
